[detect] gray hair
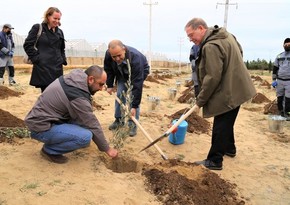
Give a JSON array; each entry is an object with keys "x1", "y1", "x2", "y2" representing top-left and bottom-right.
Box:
[
  {"x1": 185, "y1": 18, "x2": 208, "y2": 30},
  {"x1": 108, "y1": 40, "x2": 125, "y2": 49}
]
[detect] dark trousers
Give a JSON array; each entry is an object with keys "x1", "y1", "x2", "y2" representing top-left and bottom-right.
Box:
[
  {"x1": 0, "y1": 66, "x2": 14, "y2": 78},
  {"x1": 207, "y1": 106, "x2": 240, "y2": 164}
]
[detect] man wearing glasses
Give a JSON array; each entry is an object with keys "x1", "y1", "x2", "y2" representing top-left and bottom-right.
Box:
[
  {"x1": 25, "y1": 65, "x2": 118, "y2": 164},
  {"x1": 185, "y1": 18, "x2": 256, "y2": 170},
  {"x1": 104, "y1": 40, "x2": 149, "y2": 137}
]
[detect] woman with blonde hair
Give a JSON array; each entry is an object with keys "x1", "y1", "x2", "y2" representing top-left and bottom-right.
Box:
[{"x1": 24, "y1": 7, "x2": 67, "y2": 92}]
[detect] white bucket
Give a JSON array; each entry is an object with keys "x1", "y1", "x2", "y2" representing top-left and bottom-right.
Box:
[
  {"x1": 268, "y1": 115, "x2": 286, "y2": 133},
  {"x1": 147, "y1": 96, "x2": 160, "y2": 111},
  {"x1": 168, "y1": 88, "x2": 177, "y2": 100}
]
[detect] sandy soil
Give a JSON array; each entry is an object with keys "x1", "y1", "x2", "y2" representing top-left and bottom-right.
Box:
[{"x1": 0, "y1": 68, "x2": 289, "y2": 205}]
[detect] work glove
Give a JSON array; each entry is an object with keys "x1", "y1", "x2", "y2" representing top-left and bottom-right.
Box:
[
  {"x1": 8, "y1": 51, "x2": 14, "y2": 57},
  {"x1": 271, "y1": 81, "x2": 277, "y2": 88}
]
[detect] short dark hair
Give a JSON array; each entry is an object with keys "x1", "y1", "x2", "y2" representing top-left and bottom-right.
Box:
[
  {"x1": 284, "y1": 38, "x2": 290, "y2": 44},
  {"x1": 85, "y1": 65, "x2": 103, "y2": 79}
]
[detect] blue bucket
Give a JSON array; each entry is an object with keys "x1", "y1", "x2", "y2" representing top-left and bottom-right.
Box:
[{"x1": 168, "y1": 119, "x2": 188, "y2": 145}]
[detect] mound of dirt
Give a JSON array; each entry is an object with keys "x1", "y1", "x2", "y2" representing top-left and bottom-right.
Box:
[
  {"x1": 264, "y1": 100, "x2": 279, "y2": 115},
  {"x1": 0, "y1": 109, "x2": 25, "y2": 127},
  {"x1": 251, "y1": 75, "x2": 263, "y2": 82},
  {"x1": 260, "y1": 80, "x2": 271, "y2": 89},
  {"x1": 184, "y1": 80, "x2": 193, "y2": 87},
  {"x1": 0, "y1": 109, "x2": 27, "y2": 143},
  {"x1": 251, "y1": 93, "x2": 271, "y2": 104},
  {"x1": 178, "y1": 87, "x2": 195, "y2": 103},
  {"x1": 142, "y1": 159, "x2": 245, "y2": 205},
  {"x1": 0, "y1": 86, "x2": 24, "y2": 99},
  {"x1": 169, "y1": 108, "x2": 210, "y2": 134},
  {"x1": 145, "y1": 75, "x2": 161, "y2": 84}
]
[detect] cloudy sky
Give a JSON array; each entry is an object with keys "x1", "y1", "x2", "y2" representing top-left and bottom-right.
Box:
[{"x1": 2, "y1": 0, "x2": 289, "y2": 62}]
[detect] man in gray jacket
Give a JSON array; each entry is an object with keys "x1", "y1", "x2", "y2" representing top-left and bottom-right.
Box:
[
  {"x1": 25, "y1": 65, "x2": 118, "y2": 164},
  {"x1": 185, "y1": 18, "x2": 256, "y2": 170}
]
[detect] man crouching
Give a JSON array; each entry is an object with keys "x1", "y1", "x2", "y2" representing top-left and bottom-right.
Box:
[{"x1": 25, "y1": 65, "x2": 118, "y2": 163}]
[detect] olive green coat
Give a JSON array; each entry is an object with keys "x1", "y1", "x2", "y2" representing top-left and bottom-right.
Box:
[{"x1": 196, "y1": 26, "x2": 256, "y2": 118}]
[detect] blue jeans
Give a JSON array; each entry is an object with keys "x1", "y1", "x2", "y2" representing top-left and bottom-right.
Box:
[
  {"x1": 115, "y1": 79, "x2": 140, "y2": 122},
  {"x1": 30, "y1": 123, "x2": 92, "y2": 155}
]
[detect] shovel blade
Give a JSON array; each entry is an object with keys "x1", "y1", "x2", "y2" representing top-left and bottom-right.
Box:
[{"x1": 139, "y1": 133, "x2": 169, "y2": 153}]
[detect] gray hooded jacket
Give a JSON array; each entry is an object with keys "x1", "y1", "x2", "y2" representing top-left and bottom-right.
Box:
[{"x1": 25, "y1": 69, "x2": 109, "y2": 152}]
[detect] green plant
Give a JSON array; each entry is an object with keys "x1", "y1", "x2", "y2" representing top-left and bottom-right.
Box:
[
  {"x1": 0, "y1": 127, "x2": 30, "y2": 141},
  {"x1": 110, "y1": 59, "x2": 133, "y2": 149},
  {"x1": 20, "y1": 182, "x2": 39, "y2": 192}
]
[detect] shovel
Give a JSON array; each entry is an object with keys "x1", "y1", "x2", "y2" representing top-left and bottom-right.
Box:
[
  {"x1": 139, "y1": 105, "x2": 196, "y2": 153},
  {"x1": 114, "y1": 95, "x2": 168, "y2": 160}
]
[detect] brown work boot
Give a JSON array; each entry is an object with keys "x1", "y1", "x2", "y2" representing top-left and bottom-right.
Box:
[{"x1": 40, "y1": 148, "x2": 68, "y2": 164}]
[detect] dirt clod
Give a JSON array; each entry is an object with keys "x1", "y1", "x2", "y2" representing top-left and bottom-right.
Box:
[
  {"x1": 169, "y1": 108, "x2": 210, "y2": 134},
  {"x1": 0, "y1": 86, "x2": 23, "y2": 99},
  {"x1": 251, "y1": 93, "x2": 271, "y2": 104},
  {"x1": 142, "y1": 160, "x2": 245, "y2": 205}
]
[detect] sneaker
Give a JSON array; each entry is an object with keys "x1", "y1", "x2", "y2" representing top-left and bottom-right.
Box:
[
  {"x1": 129, "y1": 125, "x2": 137, "y2": 137},
  {"x1": 194, "y1": 159, "x2": 223, "y2": 170},
  {"x1": 40, "y1": 148, "x2": 68, "y2": 164},
  {"x1": 109, "y1": 119, "x2": 123, "y2": 130},
  {"x1": 9, "y1": 80, "x2": 16, "y2": 86}
]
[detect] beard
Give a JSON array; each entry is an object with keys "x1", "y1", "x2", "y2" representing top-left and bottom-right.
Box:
[{"x1": 88, "y1": 85, "x2": 98, "y2": 95}]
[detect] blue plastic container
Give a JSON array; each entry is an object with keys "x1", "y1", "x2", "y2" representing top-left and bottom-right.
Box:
[{"x1": 168, "y1": 119, "x2": 188, "y2": 145}]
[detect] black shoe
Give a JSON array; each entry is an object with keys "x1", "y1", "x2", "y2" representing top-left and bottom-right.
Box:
[
  {"x1": 195, "y1": 159, "x2": 223, "y2": 170},
  {"x1": 225, "y1": 149, "x2": 236, "y2": 157},
  {"x1": 109, "y1": 119, "x2": 123, "y2": 130},
  {"x1": 40, "y1": 148, "x2": 68, "y2": 164},
  {"x1": 225, "y1": 152, "x2": 236, "y2": 157},
  {"x1": 129, "y1": 124, "x2": 137, "y2": 137}
]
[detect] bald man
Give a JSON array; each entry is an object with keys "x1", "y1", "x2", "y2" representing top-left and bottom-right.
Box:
[
  {"x1": 104, "y1": 40, "x2": 149, "y2": 137},
  {"x1": 25, "y1": 65, "x2": 118, "y2": 164}
]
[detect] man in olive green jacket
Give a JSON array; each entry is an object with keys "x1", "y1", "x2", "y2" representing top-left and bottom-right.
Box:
[{"x1": 185, "y1": 18, "x2": 256, "y2": 170}]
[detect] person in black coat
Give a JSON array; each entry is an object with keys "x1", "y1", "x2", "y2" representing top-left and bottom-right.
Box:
[{"x1": 24, "y1": 7, "x2": 67, "y2": 92}]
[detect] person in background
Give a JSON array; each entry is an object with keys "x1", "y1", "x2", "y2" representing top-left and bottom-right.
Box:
[
  {"x1": 272, "y1": 38, "x2": 290, "y2": 120},
  {"x1": 23, "y1": 7, "x2": 67, "y2": 92},
  {"x1": 104, "y1": 40, "x2": 149, "y2": 137},
  {"x1": 25, "y1": 65, "x2": 118, "y2": 164},
  {"x1": 0, "y1": 24, "x2": 16, "y2": 86},
  {"x1": 185, "y1": 17, "x2": 256, "y2": 170},
  {"x1": 189, "y1": 44, "x2": 200, "y2": 97}
]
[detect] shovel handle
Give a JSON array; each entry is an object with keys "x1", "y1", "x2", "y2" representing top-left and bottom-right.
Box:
[
  {"x1": 114, "y1": 95, "x2": 168, "y2": 160},
  {"x1": 131, "y1": 117, "x2": 168, "y2": 160},
  {"x1": 139, "y1": 105, "x2": 196, "y2": 152},
  {"x1": 166, "y1": 106, "x2": 196, "y2": 134}
]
